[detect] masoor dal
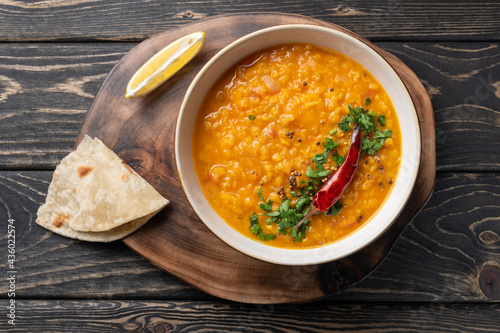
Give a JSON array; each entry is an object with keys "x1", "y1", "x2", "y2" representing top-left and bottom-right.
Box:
[{"x1": 193, "y1": 43, "x2": 402, "y2": 249}]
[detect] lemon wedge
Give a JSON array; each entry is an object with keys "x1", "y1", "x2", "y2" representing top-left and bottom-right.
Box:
[{"x1": 125, "y1": 31, "x2": 206, "y2": 99}]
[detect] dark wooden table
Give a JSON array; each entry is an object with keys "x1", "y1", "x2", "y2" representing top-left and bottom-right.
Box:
[{"x1": 1, "y1": 1, "x2": 499, "y2": 331}]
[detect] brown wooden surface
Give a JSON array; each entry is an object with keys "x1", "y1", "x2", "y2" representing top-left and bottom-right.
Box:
[
  {"x1": 1, "y1": 41, "x2": 498, "y2": 171},
  {"x1": 1, "y1": 2, "x2": 499, "y2": 42},
  {"x1": 9, "y1": 300, "x2": 500, "y2": 333},
  {"x1": 75, "y1": 13, "x2": 435, "y2": 304},
  {"x1": 1, "y1": 1, "x2": 500, "y2": 330},
  {"x1": 2, "y1": 171, "x2": 497, "y2": 302}
]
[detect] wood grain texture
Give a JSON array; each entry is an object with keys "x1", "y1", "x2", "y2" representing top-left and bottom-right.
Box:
[
  {"x1": 1, "y1": 171, "x2": 498, "y2": 300},
  {"x1": 0, "y1": 43, "x2": 132, "y2": 169},
  {"x1": 0, "y1": 2, "x2": 499, "y2": 42},
  {"x1": 73, "y1": 14, "x2": 434, "y2": 303},
  {"x1": 0, "y1": 42, "x2": 498, "y2": 170},
  {"x1": 0, "y1": 171, "x2": 500, "y2": 302},
  {"x1": 8, "y1": 300, "x2": 500, "y2": 332},
  {"x1": 382, "y1": 42, "x2": 500, "y2": 172},
  {"x1": 0, "y1": 171, "x2": 208, "y2": 300},
  {"x1": 0, "y1": 0, "x2": 497, "y2": 328},
  {"x1": 329, "y1": 172, "x2": 500, "y2": 302}
]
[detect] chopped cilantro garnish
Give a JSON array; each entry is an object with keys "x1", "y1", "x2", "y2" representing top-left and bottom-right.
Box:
[
  {"x1": 249, "y1": 212, "x2": 276, "y2": 241},
  {"x1": 306, "y1": 134, "x2": 343, "y2": 181},
  {"x1": 248, "y1": 115, "x2": 255, "y2": 120},
  {"x1": 259, "y1": 201, "x2": 273, "y2": 212},
  {"x1": 338, "y1": 118, "x2": 350, "y2": 132},
  {"x1": 251, "y1": 193, "x2": 311, "y2": 242},
  {"x1": 249, "y1": 103, "x2": 392, "y2": 242},
  {"x1": 295, "y1": 196, "x2": 311, "y2": 212},
  {"x1": 250, "y1": 129, "x2": 344, "y2": 241},
  {"x1": 362, "y1": 137, "x2": 383, "y2": 156},
  {"x1": 305, "y1": 166, "x2": 329, "y2": 179},
  {"x1": 327, "y1": 201, "x2": 343, "y2": 216},
  {"x1": 375, "y1": 129, "x2": 393, "y2": 141},
  {"x1": 331, "y1": 151, "x2": 345, "y2": 167},
  {"x1": 377, "y1": 115, "x2": 386, "y2": 127},
  {"x1": 338, "y1": 104, "x2": 392, "y2": 155},
  {"x1": 322, "y1": 137, "x2": 339, "y2": 151},
  {"x1": 257, "y1": 188, "x2": 273, "y2": 212},
  {"x1": 257, "y1": 188, "x2": 265, "y2": 201}
]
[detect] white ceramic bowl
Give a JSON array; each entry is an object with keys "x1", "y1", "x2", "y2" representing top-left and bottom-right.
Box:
[{"x1": 176, "y1": 24, "x2": 421, "y2": 265}]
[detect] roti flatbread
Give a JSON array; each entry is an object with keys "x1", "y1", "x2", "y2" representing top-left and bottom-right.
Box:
[
  {"x1": 36, "y1": 135, "x2": 169, "y2": 241},
  {"x1": 37, "y1": 210, "x2": 159, "y2": 242}
]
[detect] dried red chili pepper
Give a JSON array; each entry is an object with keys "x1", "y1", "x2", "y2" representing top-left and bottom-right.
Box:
[
  {"x1": 313, "y1": 122, "x2": 362, "y2": 211},
  {"x1": 295, "y1": 123, "x2": 362, "y2": 229}
]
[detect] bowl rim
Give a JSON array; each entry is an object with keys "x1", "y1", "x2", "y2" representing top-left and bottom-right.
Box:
[{"x1": 175, "y1": 24, "x2": 421, "y2": 266}]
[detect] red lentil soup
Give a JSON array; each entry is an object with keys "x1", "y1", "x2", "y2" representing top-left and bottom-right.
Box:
[{"x1": 192, "y1": 43, "x2": 402, "y2": 249}]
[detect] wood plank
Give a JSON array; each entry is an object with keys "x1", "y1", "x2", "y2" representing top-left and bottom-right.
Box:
[
  {"x1": 382, "y1": 42, "x2": 500, "y2": 171},
  {"x1": 0, "y1": 170, "x2": 208, "y2": 300},
  {"x1": 0, "y1": 3, "x2": 498, "y2": 42},
  {"x1": 330, "y1": 172, "x2": 500, "y2": 302},
  {"x1": 0, "y1": 43, "x2": 133, "y2": 169},
  {"x1": 1, "y1": 171, "x2": 498, "y2": 301},
  {"x1": 0, "y1": 42, "x2": 499, "y2": 171},
  {"x1": 7, "y1": 300, "x2": 500, "y2": 332}
]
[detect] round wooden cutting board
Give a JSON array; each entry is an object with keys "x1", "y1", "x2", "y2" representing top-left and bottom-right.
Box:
[{"x1": 77, "y1": 13, "x2": 435, "y2": 304}]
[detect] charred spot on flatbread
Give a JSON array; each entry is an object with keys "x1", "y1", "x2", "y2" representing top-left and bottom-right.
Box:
[
  {"x1": 53, "y1": 214, "x2": 69, "y2": 228},
  {"x1": 77, "y1": 165, "x2": 94, "y2": 178},
  {"x1": 121, "y1": 160, "x2": 136, "y2": 176}
]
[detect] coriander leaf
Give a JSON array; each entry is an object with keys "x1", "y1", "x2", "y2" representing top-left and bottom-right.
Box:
[
  {"x1": 365, "y1": 97, "x2": 371, "y2": 106},
  {"x1": 249, "y1": 212, "x2": 259, "y2": 225},
  {"x1": 259, "y1": 201, "x2": 273, "y2": 212},
  {"x1": 327, "y1": 201, "x2": 343, "y2": 216},
  {"x1": 259, "y1": 196, "x2": 312, "y2": 241},
  {"x1": 249, "y1": 212, "x2": 275, "y2": 240},
  {"x1": 266, "y1": 216, "x2": 278, "y2": 224},
  {"x1": 338, "y1": 117, "x2": 350, "y2": 132},
  {"x1": 263, "y1": 234, "x2": 276, "y2": 241},
  {"x1": 373, "y1": 141, "x2": 383, "y2": 151},
  {"x1": 250, "y1": 223, "x2": 262, "y2": 235},
  {"x1": 323, "y1": 137, "x2": 339, "y2": 151},
  {"x1": 295, "y1": 196, "x2": 311, "y2": 213},
  {"x1": 305, "y1": 166, "x2": 329, "y2": 178},
  {"x1": 357, "y1": 111, "x2": 376, "y2": 132},
  {"x1": 377, "y1": 115, "x2": 386, "y2": 127},
  {"x1": 257, "y1": 188, "x2": 273, "y2": 212},
  {"x1": 331, "y1": 151, "x2": 345, "y2": 166},
  {"x1": 248, "y1": 115, "x2": 255, "y2": 120},
  {"x1": 263, "y1": 211, "x2": 280, "y2": 217},
  {"x1": 362, "y1": 136, "x2": 379, "y2": 155},
  {"x1": 339, "y1": 104, "x2": 392, "y2": 156},
  {"x1": 375, "y1": 129, "x2": 392, "y2": 140},
  {"x1": 312, "y1": 153, "x2": 327, "y2": 166},
  {"x1": 257, "y1": 188, "x2": 265, "y2": 202},
  {"x1": 290, "y1": 228, "x2": 303, "y2": 242},
  {"x1": 278, "y1": 199, "x2": 290, "y2": 213}
]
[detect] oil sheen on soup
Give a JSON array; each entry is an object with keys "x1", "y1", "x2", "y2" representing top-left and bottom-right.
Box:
[{"x1": 193, "y1": 43, "x2": 402, "y2": 249}]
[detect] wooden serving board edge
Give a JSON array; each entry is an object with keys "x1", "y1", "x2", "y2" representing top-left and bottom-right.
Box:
[{"x1": 75, "y1": 13, "x2": 436, "y2": 304}]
